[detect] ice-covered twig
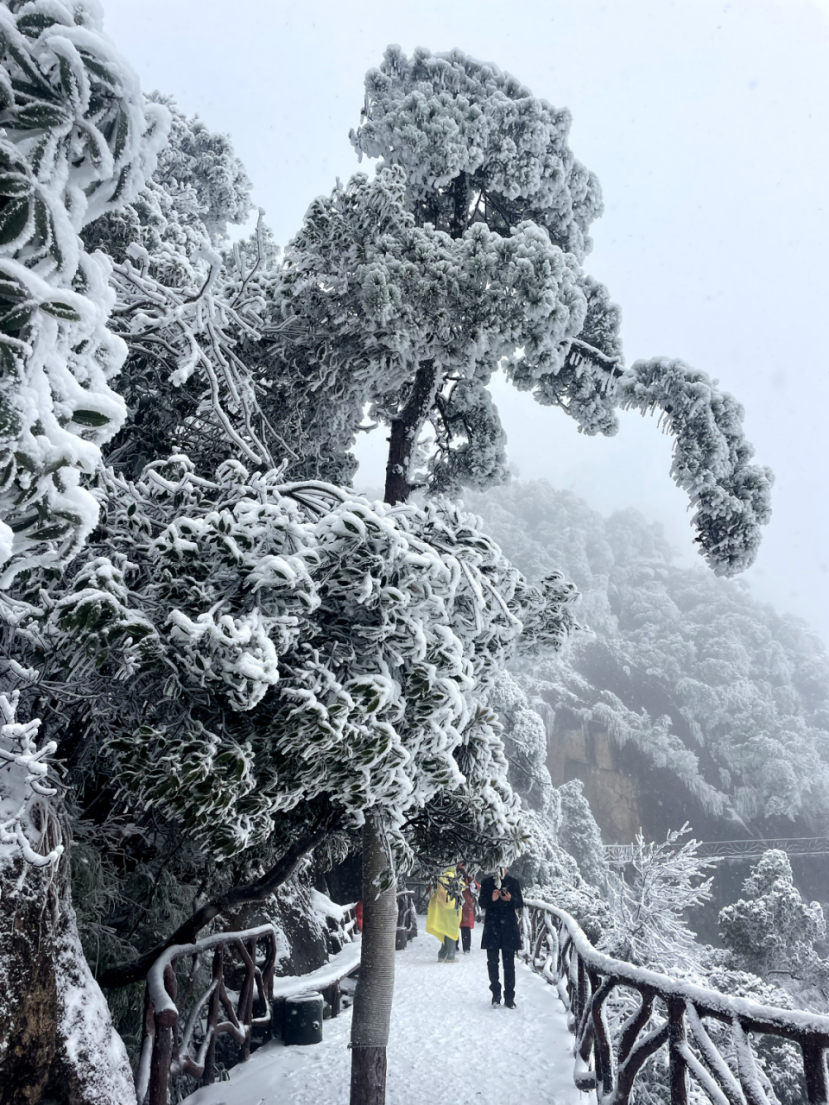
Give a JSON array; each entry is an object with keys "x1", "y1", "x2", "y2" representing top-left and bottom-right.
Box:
[{"x1": 0, "y1": 690, "x2": 63, "y2": 868}]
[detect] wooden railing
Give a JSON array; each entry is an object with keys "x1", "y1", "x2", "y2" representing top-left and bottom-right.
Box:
[
  {"x1": 397, "y1": 888, "x2": 417, "y2": 939},
  {"x1": 136, "y1": 904, "x2": 359, "y2": 1105},
  {"x1": 520, "y1": 898, "x2": 829, "y2": 1105}
]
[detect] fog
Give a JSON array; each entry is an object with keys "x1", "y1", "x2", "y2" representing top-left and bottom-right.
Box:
[{"x1": 102, "y1": 0, "x2": 829, "y2": 639}]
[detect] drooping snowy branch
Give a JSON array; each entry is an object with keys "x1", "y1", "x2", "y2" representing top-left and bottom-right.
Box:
[{"x1": 619, "y1": 358, "x2": 773, "y2": 575}]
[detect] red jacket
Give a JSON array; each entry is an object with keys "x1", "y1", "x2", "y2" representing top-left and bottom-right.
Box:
[{"x1": 459, "y1": 874, "x2": 479, "y2": 928}]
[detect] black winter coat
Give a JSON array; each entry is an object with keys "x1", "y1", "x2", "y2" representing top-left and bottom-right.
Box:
[{"x1": 479, "y1": 874, "x2": 524, "y2": 951}]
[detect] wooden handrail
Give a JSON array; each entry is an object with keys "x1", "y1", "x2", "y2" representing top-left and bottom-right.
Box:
[
  {"x1": 519, "y1": 898, "x2": 829, "y2": 1105},
  {"x1": 136, "y1": 903, "x2": 360, "y2": 1105}
]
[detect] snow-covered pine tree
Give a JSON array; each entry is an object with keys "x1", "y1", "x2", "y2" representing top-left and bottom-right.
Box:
[
  {"x1": 719, "y1": 849, "x2": 827, "y2": 985},
  {"x1": 600, "y1": 825, "x2": 713, "y2": 973},
  {"x1": 0, "y1": 4, "x2": 165, "y2": 1101},
  {"x1": 342, "y1": 47, "x2": 773, "y2": 573}
]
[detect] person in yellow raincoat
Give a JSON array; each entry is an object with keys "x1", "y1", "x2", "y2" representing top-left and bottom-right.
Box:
[{"x1": 426, "y1": 866, "x2": 462, "y2": 962}]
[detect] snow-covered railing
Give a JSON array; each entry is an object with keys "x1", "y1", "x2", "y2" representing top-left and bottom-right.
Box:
[
  {"x1": 397, "y1": 888, "x2": 418, "y2": 940},
  {"x1": 137, "y1": 903, "x2": 359, "y2": 1105},
  {"x1": 605, "y1": 837, "x2": 829, "y2": 863},
  {"x1": 519, "y1": 899, "x2": 829, "y2": 1105}
]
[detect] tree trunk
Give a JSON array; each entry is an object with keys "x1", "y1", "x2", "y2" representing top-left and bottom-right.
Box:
[
  {"x1": 451, "y1": 170, "x2": 470, "y2": 240},
  {"x1": 349, "y1": 816, "x2": 398, "y2": 1105},
  {"x1": 354, "y1": 362, "x2": 439, "y2": 1103},
  {"x1": 0, "y1": 847, "x2": 136, "y2": 1105},
  {"x1": 384, "y1": 360, "x2": 442, "y2": 505}
]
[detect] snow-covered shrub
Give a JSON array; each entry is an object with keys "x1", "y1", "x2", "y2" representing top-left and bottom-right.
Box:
[
  {"x1": 600, "y1": 825, "x2": 713, "y2": 972},
  {"x1": 0, "y1": 0, "x2": 166, "y2": 582}
]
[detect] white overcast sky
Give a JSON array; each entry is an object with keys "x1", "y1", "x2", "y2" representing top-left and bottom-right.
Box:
[{"x1": 102, "y1": 0, "x2": 829, "y2": 641}]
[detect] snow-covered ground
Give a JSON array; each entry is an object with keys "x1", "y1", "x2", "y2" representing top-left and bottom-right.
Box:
[{"x1": 186, "y1": 925, "x2": 587, "y2": 1105}]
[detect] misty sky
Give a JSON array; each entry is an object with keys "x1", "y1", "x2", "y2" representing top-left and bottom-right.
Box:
[{"x1": 102, "y1": 0, "x2": 829, "y2": 641}]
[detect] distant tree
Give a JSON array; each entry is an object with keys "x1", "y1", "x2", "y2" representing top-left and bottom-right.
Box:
[
  {"x1": 719, "y1": 850, "x2": 827, "y2": 981},
  {"x1": 470, "y1": 478, "x2": 829, "y2": 836}
]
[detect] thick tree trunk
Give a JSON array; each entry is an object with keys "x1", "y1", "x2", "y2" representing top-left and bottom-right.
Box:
[
  {"x1": 384, "y1": 360, "x2": 442, "y2": 505},
  {"x1": 0, "y1": 847, "x2": 135, "y2": 1105},
  {"x1": 350, "y1": 1045, "x2": 387, "y2": 1105},
  {"x1": 349, "y1": 816, "x2": 398, "y2": 1105}
]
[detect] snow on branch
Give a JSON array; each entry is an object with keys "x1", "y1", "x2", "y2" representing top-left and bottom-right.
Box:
[
  {"x1": 0, "y1": 689, "x2": 63, "y2": 868},
  {"x1": 620, "y1": 358, "x2": 773, "y2": 575}
]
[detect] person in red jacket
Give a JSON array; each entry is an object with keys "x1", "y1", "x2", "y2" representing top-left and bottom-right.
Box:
[{"x1": 457, "y1": 862, "x2": 479, "y2": 954}]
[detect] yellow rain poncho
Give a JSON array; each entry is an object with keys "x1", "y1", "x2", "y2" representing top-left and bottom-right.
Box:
[{"x1": 426, "y1": 867, "x2": 462, "y2": 943}]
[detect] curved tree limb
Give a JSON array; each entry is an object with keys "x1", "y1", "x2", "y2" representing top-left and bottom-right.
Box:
[{"x1": 98, "y1": 823, "x2": 330, "y2": 989}]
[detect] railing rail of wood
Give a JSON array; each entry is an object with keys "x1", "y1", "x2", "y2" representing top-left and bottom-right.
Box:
[
  {"x1": 136, "y1": 903, "x2": 358, "y2": 1105},
  {"x1": 397, "y1": 888, "x2": 417, "y2": 939},
  {"x1": 520, "y1": 898, "x2": 829, "y2": 1105}
]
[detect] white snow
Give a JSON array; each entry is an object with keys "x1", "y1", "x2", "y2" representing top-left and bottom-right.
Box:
[{"x1": 184, "y1": 924, "x2": 587, "y2": 1105}]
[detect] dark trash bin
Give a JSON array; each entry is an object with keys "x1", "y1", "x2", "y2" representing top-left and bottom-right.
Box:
[{"x1": 283, "y1": 991, "x2": 324, "y2": 1046}]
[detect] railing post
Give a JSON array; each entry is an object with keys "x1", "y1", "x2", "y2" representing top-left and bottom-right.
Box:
[
  {"x1": 237, "y1": 938, "x2": 256, "y2": 1062},
  {"x1": 148, "y1": 964, "x2": 177, "y2": 1105},
  {"x1": 202, "y1": 946, "x2": 223, "y2": 1086},
  {"x1": 667, "y1": 997, "x2": 689, "y2": 1105},
  {"x1": 589, "y1": 972, "x2": 616, "y2": 1098},
  {"x1": 802, "y1": 1040, "x2": 829, "y2": 1105}
]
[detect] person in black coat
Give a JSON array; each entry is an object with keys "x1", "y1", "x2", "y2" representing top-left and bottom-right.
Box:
[{"x1": 479, "y1": 867, "x2": 524, "y2": 1008}]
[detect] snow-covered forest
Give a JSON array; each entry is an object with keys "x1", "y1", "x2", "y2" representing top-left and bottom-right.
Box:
[{"x1": 0, "y1": 3, "x2": 826, "y2": 1104}]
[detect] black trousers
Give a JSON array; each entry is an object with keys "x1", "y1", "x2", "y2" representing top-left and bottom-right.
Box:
[
  {"x1": 460, "y1": 926, "x2": 471, "y2": 952},
  {"x1": 486, "y1": 945, "x2": 515, "y2": 1001}
]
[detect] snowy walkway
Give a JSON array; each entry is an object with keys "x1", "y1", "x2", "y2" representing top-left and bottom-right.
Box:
[{"x1": 186, "y1": 924, "x2": 587, "y2": 1105}]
